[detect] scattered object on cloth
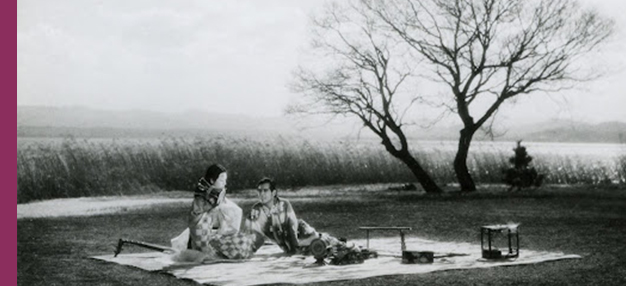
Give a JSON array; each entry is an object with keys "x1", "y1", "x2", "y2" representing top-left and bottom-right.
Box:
[
  {"x1": 402, "y1": 250, "x2": 434, "y2": 264},
  {"x1": 114, "y1": 238, "x2": 173, "y2": 257},
  {"x1": 93, "y1": 237, "x2": 581, "y2": 286},
  {"x1": 306, "y1": 234, "x2": 377, "y2": 266},
  {"x1": 481, "y1": 224, "x2": 520, "y2": 259}
]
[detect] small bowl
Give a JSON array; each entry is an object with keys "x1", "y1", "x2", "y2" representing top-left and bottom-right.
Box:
[{"x1": 402, "y1": 250, "x2": 434, "y2": 264}]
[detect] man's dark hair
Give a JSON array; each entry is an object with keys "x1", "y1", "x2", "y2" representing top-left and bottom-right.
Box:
[
  {"x1": 204, "y1": 164, "x2": 227, "y2": 182},
  {"x1": 257, "y1": 177, "x2": 276, "y2": 191}
]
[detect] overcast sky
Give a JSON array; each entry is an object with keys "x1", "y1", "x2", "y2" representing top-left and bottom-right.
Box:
[{"x1": 17, "y1": 0, "x2": 626, "y2": 124}]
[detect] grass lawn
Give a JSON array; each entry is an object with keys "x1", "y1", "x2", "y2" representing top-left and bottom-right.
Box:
[{"x1": 17, "y1": 185, "x2": 626, "y2": 286}]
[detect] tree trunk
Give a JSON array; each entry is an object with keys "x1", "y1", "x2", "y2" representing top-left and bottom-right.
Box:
[
  {"x1": 397, "y1": 151, "x2": 442, "y2": 193},
  {"x1": 454, "y1": 129, "x2": 476, "y2": 192}
]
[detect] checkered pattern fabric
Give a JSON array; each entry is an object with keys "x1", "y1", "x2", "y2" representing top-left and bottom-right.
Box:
[
  {"x1": 191, "y1": 212, "x2": 216, "y2": 254},
  {"x1": 189, "y1": 198, "x2": 242, "y2": 257},
  {"x1": 209, "y1": 233, "x2": 258, "y2": 259},
  {"x1": 248, "y1": 198, "x2": 300, "y2": 254}
]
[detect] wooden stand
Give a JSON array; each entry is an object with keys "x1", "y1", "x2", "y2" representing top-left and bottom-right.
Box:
[
  {"x1": 359, "y1": 226, "x2": 412, "y2": 252},
  {"x1": 480, "y1": 225, "x2": 519, "y2": 259}
]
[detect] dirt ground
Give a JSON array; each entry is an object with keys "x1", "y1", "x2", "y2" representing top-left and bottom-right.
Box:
[
  {"x1": 17, "y1": 196, "x2": 191, "y2": 219},
  {"x1": 16, "y1": 183, "x2": 405, "y2": 219}
]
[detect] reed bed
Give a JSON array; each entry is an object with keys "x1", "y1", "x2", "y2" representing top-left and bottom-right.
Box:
[{"x1": 17, "y1": 137, "x2": 625, "y2": 203}]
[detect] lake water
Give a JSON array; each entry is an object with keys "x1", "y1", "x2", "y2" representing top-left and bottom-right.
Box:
[{"x1": 416, "y1": 140, "x2": 625, "y2": 163}]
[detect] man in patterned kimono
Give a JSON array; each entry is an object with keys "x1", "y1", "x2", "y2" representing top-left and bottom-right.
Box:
[
  {"x1": 242, "y1": 177, "x2": 375, "y2": 265},
  {"x1": 245, "y1": 177, "x2": 302, "y2": 254},
  {"x1": 244, "y1": 177, "x2": 345, "y2": 256}
]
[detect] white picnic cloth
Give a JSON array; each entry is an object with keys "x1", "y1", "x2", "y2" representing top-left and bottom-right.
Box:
[{"x1": 93, "y1": 236, "x2": 580, "y2": 286}]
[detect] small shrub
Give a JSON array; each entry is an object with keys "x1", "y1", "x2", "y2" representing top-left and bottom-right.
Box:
[{"x1": 503, "y1": 140, "x2": 544, "y2": 191}]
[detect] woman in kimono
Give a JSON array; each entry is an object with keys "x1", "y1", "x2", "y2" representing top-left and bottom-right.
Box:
[{"x1": 186, "y1": 164, "x2": 242, "y2": 256}]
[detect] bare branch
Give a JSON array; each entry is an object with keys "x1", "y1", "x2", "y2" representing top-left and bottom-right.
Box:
[
  {"x1": 368, "y1": 0, "x2": 612, "y2": 135},
  {"x1": 290, "y1": 0, "x2": 438, "y2": 156}
]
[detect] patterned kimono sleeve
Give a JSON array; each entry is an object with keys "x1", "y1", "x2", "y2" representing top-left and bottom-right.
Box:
[
  {"x1": 188, "y1": 196, "x2": 242, "y2": 255},
  {"x1": 188, "y1": 203, "x2": 216, "y2": 253},
  {"x1": 216, "y1": 198, "x2": 242, "y2": 235},
  {"x1": 188, "y1": 195, "x2": 211, "y2": 229},
  {"x1": 242, "y1": 204, "x2": 270, "y2": 251},
  {"x1": 246, "y1": 203, "x2": 271, "y2": 236},
  {"x1": 282, "y1": 200, "x2": 300, "y2": 253},
  {"x1": 206, "y1": 202, "x2": 262, "y2": 260}
]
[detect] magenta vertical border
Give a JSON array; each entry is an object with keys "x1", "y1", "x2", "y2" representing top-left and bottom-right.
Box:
[{"x1": 9, "y1": 0, "x2": 18, "y2": 284}]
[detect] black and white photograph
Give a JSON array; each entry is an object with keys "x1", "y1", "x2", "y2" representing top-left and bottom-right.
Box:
[{"x1": 17, "y1": 0, "x2": 626, "y2": 285}]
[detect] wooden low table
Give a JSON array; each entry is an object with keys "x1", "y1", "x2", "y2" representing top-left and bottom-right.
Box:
[{"x1": 359, "y1": 226, "x2": 412, "y2": 252}]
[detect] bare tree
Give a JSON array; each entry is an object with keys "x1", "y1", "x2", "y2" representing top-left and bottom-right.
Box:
[
  {"x1": 289, "y1": 2, "x2": 442, "y2": 193},
  {"x1": 366, "y1": 0, "x2": 614, "y2": 192}
]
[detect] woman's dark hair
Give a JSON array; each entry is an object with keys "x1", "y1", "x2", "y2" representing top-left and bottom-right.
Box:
[
  {"x1": 204, "y1": 164, "x2": 227, "y2": 182},
  {"x1": 257, "y1": 177, "x2": 276, "y2": 191}
]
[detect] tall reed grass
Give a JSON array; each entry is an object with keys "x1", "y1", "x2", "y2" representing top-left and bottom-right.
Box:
[{"x1": 17, "y1": 137, "x2": 625, "y2": 203}]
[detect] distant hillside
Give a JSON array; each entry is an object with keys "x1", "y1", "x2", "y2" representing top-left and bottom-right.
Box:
[
  {"x1": 16, "y1": 105, "x2": 354, "y2": 139},
  {"x1": 17, "y1": 105, "x2": 292, "y2": 132},
  {"x1": 518, "y1": 121, "x2": 626, "y2": 143},
  {"x1": 17, "y1": 106, "x2": 626, "y2": 143}
]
